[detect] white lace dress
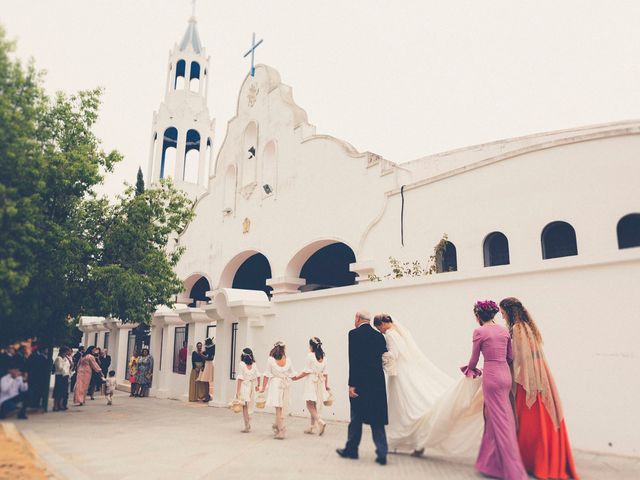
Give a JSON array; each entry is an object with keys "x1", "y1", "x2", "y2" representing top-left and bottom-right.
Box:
[
  {"x1": 264, "y1": 356, "x2": 296, "y2": 409},
  {"x1": 237, "y1": 363, "x2": 260, "y2": 408},
  {"x1": 302, "y1": 352, "x2": 328, "y2": 403}
]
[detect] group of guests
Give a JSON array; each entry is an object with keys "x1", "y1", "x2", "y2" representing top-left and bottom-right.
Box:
[
  {"x1": 0, "y1": 343, "x2": 53, "y2": 419},
  {"x1": 57, "y1": 345, "x2": 116, "y2": 407},
  {"x1": 188, "y1": 338, "x2": 215, "y2": 402},
  {"x1": 0, "y1": 342, "x2": 117, "y2": 418},
  {"x1": 127, "y1": 348, "x2": 154, "y2": 397},
  {"x1": 230, "y1": 338, "x2": 330, "y2": 440}
]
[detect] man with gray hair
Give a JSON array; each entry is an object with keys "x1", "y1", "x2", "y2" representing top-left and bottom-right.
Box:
[{"x1": 337, "y1": 310, "x2": 389, "y2": 465}]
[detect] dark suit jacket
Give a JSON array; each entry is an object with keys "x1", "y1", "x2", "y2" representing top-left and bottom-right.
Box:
[
  {"x1": 99, "y1": 355, "x2": 111, "y2": 375},
  {"x1": 348, "y1": 323, "x2": 388, "y2": 425}
]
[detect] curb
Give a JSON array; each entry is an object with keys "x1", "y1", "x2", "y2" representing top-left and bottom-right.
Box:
[{"x1": 19, "y1": 428, "x2": 90, "y2": 480}]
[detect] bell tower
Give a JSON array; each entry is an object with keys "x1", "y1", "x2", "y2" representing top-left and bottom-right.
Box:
[{"x1": 147, "y1": 11, "x2": 215, "y2": 197}]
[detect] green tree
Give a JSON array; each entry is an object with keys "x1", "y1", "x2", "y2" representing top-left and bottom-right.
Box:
[
  {"x1": 0, "y1": 27, "x2": 193, "y2": 346},
  {"x1": 87, "y1": 180, "x2": 194, "y2": 325},
  {"x1": 135, "y1": 166, "x2": 145, "y2": 196},
  {"x1": 0, "y1": 27, "x2": 45, "y2": 319}
]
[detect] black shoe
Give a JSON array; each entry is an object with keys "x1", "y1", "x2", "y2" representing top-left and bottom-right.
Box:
[
  {"x1": 336, "y1": 448, "x2": 358, "y2": 459},
  {"x1": 375, "y1": 456, "x2": 387, "y2": 466},
  {"x1": 17, "y1": 413, "x2": 28, "y2": 420}
]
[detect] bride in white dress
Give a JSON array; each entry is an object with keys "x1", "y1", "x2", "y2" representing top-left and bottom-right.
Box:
[{"x1": 373, "y1": 314, "x2": 484, "y2": 458}]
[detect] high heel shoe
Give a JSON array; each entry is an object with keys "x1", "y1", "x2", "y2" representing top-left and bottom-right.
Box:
[{"x1": 274, "y1": 426, "x2": 286, "y2": 440}]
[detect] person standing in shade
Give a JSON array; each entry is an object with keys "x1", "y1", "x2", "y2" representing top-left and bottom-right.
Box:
[
  {"x1": 197, "y1": 338, "x2": 215, "y2": 401},
  {"x1": 52, "y1": 347, "x2": 71, "y2": 411},
  {"x1": 128, "y1": 351, "x2": 139, "y2": 397},
  {"x1": 462, "y1": 300, "x2": 527, "y2": 480},
  {"x1": 135, "y1": 348, "x2": 154, "y2": 397},
  {"x1": 25, "y1": 344, "x2": 51, "y2": 412},
  {"x1": 337, "y1": 310, "x2": 389, "y2": 466},
  {"x1": 189, "y1": 342, "x2": 207, "y2": 402},
  {"x1": 69, "y1": 345, "x2": 85, "y2": 393},
  {"x1": 73, "y1": 346, "x2": 104, "y2": 406},
  {"x1": 88, "y1": 347, "x2": 104, "y2": 400},
  {"x1": 99, "y1": 349, "x2": 111, "y2": 378}
]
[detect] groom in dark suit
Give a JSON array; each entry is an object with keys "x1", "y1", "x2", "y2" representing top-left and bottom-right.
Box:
[{"x1": 337, "y1": 310, "x2": 389, "y2": 465}]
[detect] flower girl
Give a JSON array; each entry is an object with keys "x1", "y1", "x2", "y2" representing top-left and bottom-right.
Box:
[
  {"x1": 235, "y1": 347, "x2": 260, "y2": 433},
  {"x1": 261, "y1": 341, "x2": 296, "y2": 439},
  {"x1": 293, "y1": 337, "x2": 330, "y2": 435}
]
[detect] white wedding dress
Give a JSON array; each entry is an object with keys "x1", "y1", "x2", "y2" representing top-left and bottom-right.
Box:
[{"x1": 385, "y1": 324, "x2": 484, "y2": 458}]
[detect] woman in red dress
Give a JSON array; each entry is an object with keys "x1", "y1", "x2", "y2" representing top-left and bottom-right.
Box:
[{"x1": 499, "y1": 297, "x2": 579, "y2": 479}]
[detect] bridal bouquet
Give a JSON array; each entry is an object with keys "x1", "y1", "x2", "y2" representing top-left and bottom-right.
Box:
[{"x1": 382, "y1": 352, "x2": 397, "y2": 376}]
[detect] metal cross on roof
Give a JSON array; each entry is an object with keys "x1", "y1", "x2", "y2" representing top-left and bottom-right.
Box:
[{"x1": 243, "y1": 32, "x2": 264, "y2": 77}]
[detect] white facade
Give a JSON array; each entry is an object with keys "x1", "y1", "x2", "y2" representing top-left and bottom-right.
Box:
[{"x1": 81, "y1": 16, "x2": 640, "y2": 457}]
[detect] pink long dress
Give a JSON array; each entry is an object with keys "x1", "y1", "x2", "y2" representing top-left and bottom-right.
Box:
[
  {"x1": 73, "y1": 354, "x2": 102, "y2": 405},
  {"x1": 462, "y1": 325, "x2": 527, "y2": 480}
]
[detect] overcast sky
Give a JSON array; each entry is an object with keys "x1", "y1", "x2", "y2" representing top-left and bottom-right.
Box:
[{"x1": 3, "y1": 1, "x2": 640, "y2": 197}]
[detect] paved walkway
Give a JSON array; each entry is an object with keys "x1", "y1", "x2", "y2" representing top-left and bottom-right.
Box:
[{"x1": 8, "y1": 393, "x2": 640, "y2": 480}]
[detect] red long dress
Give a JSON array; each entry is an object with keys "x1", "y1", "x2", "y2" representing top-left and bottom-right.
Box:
[{"x1": 512, "y1": 324, "x2": 579, "y2": 479}]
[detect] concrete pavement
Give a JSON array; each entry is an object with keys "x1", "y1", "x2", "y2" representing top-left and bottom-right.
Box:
[{"x1": 9, "y1": 392, "x2": 640, "y2": 480}]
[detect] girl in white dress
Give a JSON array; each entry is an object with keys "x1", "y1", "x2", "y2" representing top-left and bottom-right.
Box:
[
  {"x1": 235, "y1": 348, "x2": 260, "y2": 433},
  {"x1": 260, "y1": 341, "x2": 296, "y2": 440},
  {"x1": 292, "y1": 337, "x2": 330, "y2": 436}
]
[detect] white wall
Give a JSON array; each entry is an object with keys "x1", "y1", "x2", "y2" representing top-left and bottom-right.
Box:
[{"x1": 245, "y1": 253, "x2": 638, "y2": 456}]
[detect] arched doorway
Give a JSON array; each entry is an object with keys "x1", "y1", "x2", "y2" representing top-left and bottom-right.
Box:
[
  {"x1": 231, "y1": 253, "x2": 273, "y2": 298},
  {"x1": 298, "y1": 242, "x2": 356, "y2": 292},
  {"x1": 188, "y1": 276, "x2": 211, "y2": 307}
]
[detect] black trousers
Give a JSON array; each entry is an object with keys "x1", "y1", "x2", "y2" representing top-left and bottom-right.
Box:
[
  {"x1": 345, "y1": 405, "x2": 388, "y2": 458},
  {"x1": 0, "y1": 392, "x2": 28, "y2": 419}
]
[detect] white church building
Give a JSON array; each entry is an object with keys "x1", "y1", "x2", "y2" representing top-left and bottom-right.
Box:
[{"x1": 80, "y1": 15, "x2": 640, "y2": 456}]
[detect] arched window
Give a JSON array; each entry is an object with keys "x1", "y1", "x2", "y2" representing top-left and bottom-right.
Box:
[
  {"x1": 223, "y1": 165, "x2": 236, "y2": 212},
  {"x1": 232, "y1": 253, "x2": 273, "y2": 298},
  {"x1": 299, "y1": 243, "x2": 356, "y2": 292},
  {"x1": 483, "y1": 232, "x2": 510, "y2": 267},
  {"x1": 262, "y1": 140, "x2": 277, "y2": 196},
  {"x1": 617, "y1": 213, "x2": 640, "y2": 249},
  {"x1": 436, "y1": 241, "x2": 457, "y2": 273},
  {"x1": 183, "y1": 129, "x2": 200, "y2": 183},
  {"x1": 541, "y1": 221, "x2": 578, "y2": 259},
  {"x1": 160, "y1": 127, "x2": 178, "y2": 179},
  {"x1": 188, "y1": 276, "x2": 211, "y2": 307},
  {"x1": 189, "y1": 61, "x2": 200, "y2": 92},
  {"x1": 242, "y1": 122, "x2": 258, "y2": 188},
  {"x1": 174, "y1": 60, "x2": 186, "y2": 90}
]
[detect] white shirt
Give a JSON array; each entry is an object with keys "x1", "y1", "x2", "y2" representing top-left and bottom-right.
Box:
[
  {"x1": 105, "y1": 377, "x2": 117, "y2": 394},
  {"x1": 54, "y1": 356, "x2": 71, "y2": 376},
  {"x1": 0, "y1": 374, "x2": 28, "y2": 406}
]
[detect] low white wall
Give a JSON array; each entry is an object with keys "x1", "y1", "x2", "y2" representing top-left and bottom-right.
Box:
[{"x1": 236, "y1": 253, "x2": 639, "y2": 456}]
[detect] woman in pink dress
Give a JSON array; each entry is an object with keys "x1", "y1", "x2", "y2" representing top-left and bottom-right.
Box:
[
  {"x1": 73, "y1": 346, "x2": 104, "y2": 406},
  {"x1": 462, "y1": 300, "x2": 527, "y2": 480}
]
